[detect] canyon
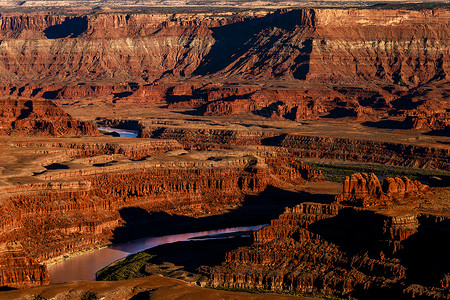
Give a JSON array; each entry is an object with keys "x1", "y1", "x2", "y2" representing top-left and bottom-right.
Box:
[
  {"x1": 0, "y1": 135, "x2": 326, "y2": 290},
  {"x1": 90, "y1": 173, "x2": 450, "y2": 299},
  {"x1": 0, "y1": 7, "x2": 448, "y2": 134},
  {"x1": 207, "y1": 174, "x2": 450, "y2": 299},
  {"x1": 0, "y1": 3, "x2": 448, "y2": 300}
]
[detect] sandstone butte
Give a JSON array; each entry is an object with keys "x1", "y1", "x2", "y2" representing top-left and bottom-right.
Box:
[{"x1": 0, "y1": 5, "x2": 448, "y2": 300}]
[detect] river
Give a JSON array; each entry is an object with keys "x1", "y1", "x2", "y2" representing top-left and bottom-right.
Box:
[
  {"x1": 47, "y1": 225, "x2": 265, "y2": 283},
  {"x1": 97, "y1": 127, "x2": 139, "y2": 138},
  {"x1": 54, "y1": 127, "x2": 261, "y2": 283}
]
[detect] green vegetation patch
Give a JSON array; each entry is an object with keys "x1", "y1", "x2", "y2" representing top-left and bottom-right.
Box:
[
  {"x1": 304, "y1": 160, "x2": 450, "y2": 184},
  {"x1": 96, "y1": 252, "x2": 154, "y2": 281}
]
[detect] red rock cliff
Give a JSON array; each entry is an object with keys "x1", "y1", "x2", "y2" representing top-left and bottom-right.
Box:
[
  {"x1": 0, "y1": 242, "x2": 49, "y2": 289},
  {"x1": 0, "y1": 9, "x2": 447, "y2": 86},
  {"x1": 0, "y1": 99, "x2": 100, "y2": 136}
]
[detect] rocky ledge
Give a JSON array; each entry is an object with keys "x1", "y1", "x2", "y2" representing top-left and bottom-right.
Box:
[
  {"x1": 207, "y1": 173, "x2": 450, "y2": 299},
  {"x1": 0, "y1": 99, "x2": 99, "y2": 137}
]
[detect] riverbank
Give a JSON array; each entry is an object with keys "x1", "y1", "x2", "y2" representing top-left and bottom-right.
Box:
[
  {"x1": 44, "y1": 245, "x2": 108, "y2": 268},
  {"x1": 48, "y1": 225, "x2": 265, "y2": 283},
  {"x1": 96, "y1": 230, "x2": 255, "y2": 283}
]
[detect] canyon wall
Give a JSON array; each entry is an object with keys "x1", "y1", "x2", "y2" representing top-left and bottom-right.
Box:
[
  {"x1": 208, "y1": 178, "x2": 450, "y2": 299},
  {"x1": 139, "y1": 125, "x2": 450, "y2": 170},
  {"x1": 280, "y1": 135, "x2": 450, "y2": 170},
  {"x1": 0, "y1": 99, "x2": 100, "y2": 136},
  {"x1": 309, "y1": 9, "x2": 449, "y2": 85},
  {"x1": 0, "y1": 141, "x2": 322, "y2": 288},
  {"x1": 7, "y1": 8, "x2": 445, "y2": 85},
  {"x1": 0, "y1": 9, "x2": 447, "y2": 86},
  {"x1": 0, "y1": 12, "x2": 229, "y2": 85},
  {"x1": 0, "y1": 242, "x2": 49, "y2": 289},
  {"x1": 0, "y1": 9, "x2": 447, "y2": 129}
]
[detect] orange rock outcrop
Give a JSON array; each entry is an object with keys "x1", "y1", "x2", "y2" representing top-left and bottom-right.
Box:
[
  {"x1": 335, "y1": 173, "x2": 428, "y2": 207},
  {"x1": 0, "y1": 99, "x2": 100, "y2": 136}
]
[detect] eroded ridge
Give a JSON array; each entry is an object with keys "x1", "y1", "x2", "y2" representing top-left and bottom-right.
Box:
[
  {"x1": 208, "y1": 173, "x2": 450, "y2": 299},
  {"x1": 0, "y1": 137, "x2": 322, "y2": 289},
  {"x1": 0, "y1": 99, "x2": 99, "y2": 136}
]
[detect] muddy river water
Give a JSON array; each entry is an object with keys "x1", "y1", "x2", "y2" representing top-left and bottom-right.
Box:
[{"x1": 48, "y1": 225, "x2": 265, "y2": 283}]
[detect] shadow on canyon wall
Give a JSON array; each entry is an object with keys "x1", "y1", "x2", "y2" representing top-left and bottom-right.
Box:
[
  {"x1": 362, "y1": 120, "x2": 408, "y2": 130},
  {"x1": 363, "y1": 121, "x2": 449, "y2": 137},
  {"x1": 307, "y1": 209, "x2": 450, "y2": 299},
  {"x1": 44, "y1": 17, "x2": 88, "y2": 39},
  {"x1": 142, "y1": 236, "x2": 253, "y2": 275},
  {"x1": 111, "y1": 185, "x2": 334, "y2": 243},
  {"x1": 292, "y1": 38, "x2": 313, "y2": 80},
  {"x1": 41, "y1": 89, "x2": 62, "y2": 100},
  {"x1": 308, "y1": 208, "x2": 386, "y2": 256},
  {"x1": 323, "y1": 107, "x2": 359, "y2": 118},
  {"x1": 193, "y1": 10, "x2": 313, "y2": 78},
  {"x1": 424, "y1": 128, "x2": 450, "y2": 137},
  {"x1": 398, "y1": 216, "x2": 450, "y2": 287}
]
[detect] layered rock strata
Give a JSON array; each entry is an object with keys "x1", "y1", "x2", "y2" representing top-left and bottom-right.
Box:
[
  {"x1": 0, "y1": 242, "x2": 49, "y2": 289},
  {"x1": 0, "y1": 140, "x2": 322, "y2": 288},
  {"x1": 208, "y1": 181, "x2": 450, "y2": 299},
  {"x1": 0, "y1": 99, "x2": 99, "y2": 136},
  {"x1": 280, "y1": 135, "x2": 450, "y2": 170},
  {"x1": 140, "y1": 124, "x2": 450, "y2": 170},
  {"x1": 0, "y1": 9, "x2": 448, "y2": 129},
  {"x1": 0, "y1": 9, "x2": 447, "y2": 85}
]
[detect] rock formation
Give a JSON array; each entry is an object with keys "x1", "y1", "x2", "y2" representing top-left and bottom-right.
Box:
[
  {"x1": 207, "y1": 178, "x2": 450, "y2": 299},
  {"x1": 0, "y1": 138, "x2": 323, "y2": 288},
  {"x1": 139, "y1": 124, "x2": 450, "y2": 170},
  {"x1": 0, "y1": 242, "x2": 49, "y2": 289},
  {"x1": 0, "y1": 99, "x2": 100, "y2": 136},
  {"x1": 0, "y1": 9, "x2": 447, "y2": 131},
  {"x1": 335, "y1": 173, "x2": 428, "y2": 207}
]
